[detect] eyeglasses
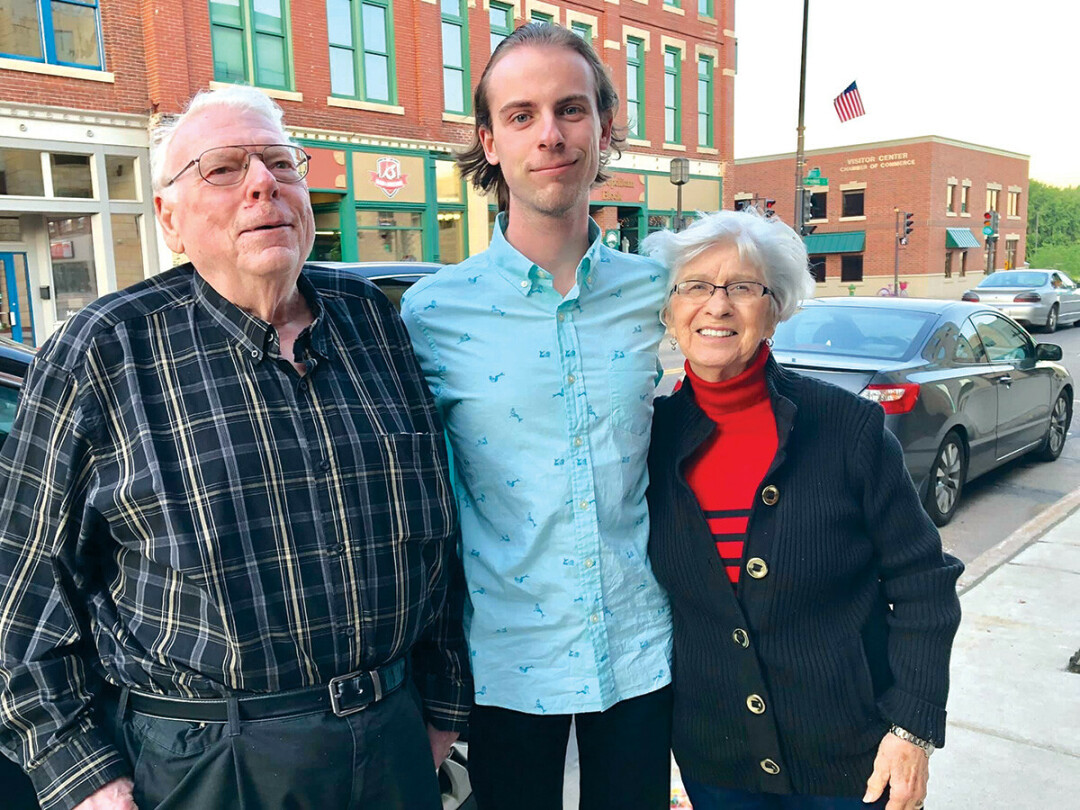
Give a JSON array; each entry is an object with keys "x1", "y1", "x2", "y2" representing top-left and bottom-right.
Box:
[
  {"x1": 671, "y1": 280, "x2": 773, "y2": 303},
  {"x1": 163, "y1": 144, "x2": 311, "y2": 188}
]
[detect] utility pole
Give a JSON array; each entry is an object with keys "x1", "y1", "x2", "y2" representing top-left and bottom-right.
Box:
[
  {"x1": 893, "y1": 208, "x2": 900, "y2": 296},
  {"x1": 794, "y1": 0, "x2": 809, "y2": 232}
]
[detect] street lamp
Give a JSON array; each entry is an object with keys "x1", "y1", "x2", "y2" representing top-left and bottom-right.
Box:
[{"x1": 670, "y1": 157, "x2": 689, "y2": 232}]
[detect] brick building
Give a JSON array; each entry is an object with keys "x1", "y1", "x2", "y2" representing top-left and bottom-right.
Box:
[
  {"x1": 732, "y1": 137, "x2": 1029, "y2": 298},
  {"x1": 0, "y1": 0, "x2": 734, "y2": 346}
]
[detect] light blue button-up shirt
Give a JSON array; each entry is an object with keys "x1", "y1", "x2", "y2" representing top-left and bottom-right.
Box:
[{"x1": 400, "y1": 215, "x2": 672, "y2": 715}]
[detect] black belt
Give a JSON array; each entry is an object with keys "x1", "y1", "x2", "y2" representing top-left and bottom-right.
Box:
[{"x1": 125, "y1": 658, "x2": 407, "y2": 722}]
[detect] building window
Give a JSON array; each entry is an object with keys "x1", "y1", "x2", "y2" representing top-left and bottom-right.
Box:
[
  {"x1": 0, "y1": 0, "x2": 103, "y2": 68},
  {"x1": 697, "y1": 56, "x2": 713, "y2": 148},
  {"x1": 1008, "y1": 190, "x2": 1020, "y2": 217},
  {"x1": 0, "y1": 147, "x2": 46, "y2": 196},
  {"x1": 211, "y1": 0, "x2": 290, "y2": 89},
  {"x1": 841, "y1": 254, "x2": 863, "y2": 282},
  {"x1": 48, "y1": 215, "x2": 98, "y2": 320},
  {"x1": 664, "y1": 47, "x2": 681, "y2": 144},
  {"x1": 1005, "y1": 240, "x2": 1018, "y2": 270},
  {"x1": 530, "y1": 11, "x2": 552, "y2": 23},
  {"x1": 441, "y1": 0, "x2": 469, "y2": 114},
  {"x1": 51, "y1": 153, "x2": 93, "y2": 198},
  {"x1": 327, "y1": 0, "x2": 395, "y2": 103},
  {"x1": 985, "y1": 187, "x2": 1000, "y2": 212},
  {"x1": 809, "y1": 255, "x2": 826, "y2": 283},
  {"x1": 960, "y1": 250, "x2": 967, "y2": 277},
  {"x1": 664, "y1": 0, "x2": 680, "y2": 7},
  {"x1": 698, "y1": 0, "x2": 713, "y2": 16},
  {"x1": 648, "y1": 214, "x2": 671, "y2": 235},
  {"x1": 436, "y1": 161, "x2": 467, "y2": 264},
  {"x1": 626, "y1": 37, "x2": 644, "y2": 139},
  {"x1": 809, "y1": 191, "x2": 827, "y2": 220},
  {"x1": 944, "y1": 251, "x2": 953, "y2": 278},
  {"x1": 357, "y1": 210, "x2": 424, "y2": 262},
  {"x1": 489, "y1": 2, "x2": 512, "y2": 52},
  {"x1": 841, "y1": 189, "x2": 864, "y2": 217},
  {"x1": 946, "y1": 183, "x2": 956, "y2": 213},
  {"x1": 106, "y1": 155, "x2": 138, "y2": 200},
  {"x1": 570, "y1": 21, "x2": 591, "y2": 41},
  {"x1": 960, "y1": 184, "x2": 969, "y2": 214},
  {"x1": 111, "y1": 215, "x2": 145, "y2": 290}
]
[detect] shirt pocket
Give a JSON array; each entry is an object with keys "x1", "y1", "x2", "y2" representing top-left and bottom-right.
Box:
[{"x1": 609, "y1": 351, "x2": 659, "y2": 436}]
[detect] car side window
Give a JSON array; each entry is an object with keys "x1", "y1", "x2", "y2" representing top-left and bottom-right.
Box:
[
  {"x1": 953, "y1": 318, "x2": 988, "y2": 364},
  {"x1": 1053, "y1": 272, "x2": 1075, "y2": 291},
  {"x1": 972, "y1": 313, "x2": 1034, "y2": 364},
  {"x1": 0, "y1": 383, "x2": 19, "y2": 449}
]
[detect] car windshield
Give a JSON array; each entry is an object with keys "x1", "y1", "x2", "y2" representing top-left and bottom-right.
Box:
[
  {"x1": 979, "y1": 271, "x2": 1048, "y2": 288},
  {"x1": 772, "y1": 306, "x2": 935, "y2": 361}
]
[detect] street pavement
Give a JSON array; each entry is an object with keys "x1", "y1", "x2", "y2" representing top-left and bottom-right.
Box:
[{"x1": 561, "y1": 487, "x2": 1080, "y2": 809}]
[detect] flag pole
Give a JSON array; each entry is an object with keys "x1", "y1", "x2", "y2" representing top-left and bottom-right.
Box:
[{"x1": 794, "y1": 0, "x2": 809, "y2": 234}]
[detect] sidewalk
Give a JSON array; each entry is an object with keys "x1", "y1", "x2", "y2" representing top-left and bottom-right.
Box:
[{"x1": 927, "y1": 488, "x2": 1080, "y2": 807}]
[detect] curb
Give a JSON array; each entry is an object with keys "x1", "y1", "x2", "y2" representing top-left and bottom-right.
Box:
[{"x1": 956, "y1": 485, "x2": 1080, "y2": 594}]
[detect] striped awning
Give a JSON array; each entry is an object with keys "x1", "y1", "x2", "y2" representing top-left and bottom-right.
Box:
[
  {"x1": 945, "y1": 228, "x2": 981, "y2": 249},
  {"x1": 803, "y1": 231, "x2": 865, "y2": 254}
]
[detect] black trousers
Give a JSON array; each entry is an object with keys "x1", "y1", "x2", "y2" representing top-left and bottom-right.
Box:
[
  {"x1": 468, "y1": 686, "x2": 673, "y2": 810},
  {"x1": 108, "y1": 684, "x2": 441, "y2": 810}
]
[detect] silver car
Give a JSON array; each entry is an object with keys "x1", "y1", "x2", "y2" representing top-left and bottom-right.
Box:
[{"x1": 962, "y1": 269, "x2": 1080, "y2": 332}]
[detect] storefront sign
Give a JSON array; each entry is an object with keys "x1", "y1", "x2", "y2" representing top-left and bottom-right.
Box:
[
  {"x1": 590, "y1": 172, "x2": 645, "y2": 204},
  {"x1": 370, "y1": 157, "x2": 408, "y2": 199},
  {"x1": 839, "y1": 151, "x2": 917, "y2": 173}
]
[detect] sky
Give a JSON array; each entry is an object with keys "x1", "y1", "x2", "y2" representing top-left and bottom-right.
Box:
[{"x1": 733, "y1": 1, "x2": 1077, "y2": 187}]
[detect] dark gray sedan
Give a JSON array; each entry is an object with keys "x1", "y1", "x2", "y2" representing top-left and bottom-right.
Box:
[
  {"x1": 771, "y1": 297, "x2": 1074, "y2": 526},
  {"x1": 962, "y1": 269, "x2": 1080, "y2": 332}
]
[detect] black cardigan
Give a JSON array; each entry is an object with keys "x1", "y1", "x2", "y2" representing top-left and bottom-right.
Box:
[{"x1": 647, "y1": 355, "x2": 964, "y2": 797}]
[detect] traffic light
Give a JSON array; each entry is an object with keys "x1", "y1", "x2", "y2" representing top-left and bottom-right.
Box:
[
  {"x1": 904, "y1": 212, "x2": 915, "y2": 238},
  {"x1": 802, "y1": 189, "x2": 814, "y2": 224},
  {"x1": 764, "y1": 199, "x2": 776, "y2": 218},
  {"x1": 990, "y1": 210, "x2": 999, "y2": 235},
  {"x1": 983, "y1": 211, "x2": 993, "y2": 233}
]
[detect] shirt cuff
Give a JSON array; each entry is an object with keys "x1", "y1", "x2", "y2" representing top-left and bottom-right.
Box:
[
  {"x1": 878, "y1": 686, "x2": 948, "y2": 749},
  {"x1": 27, "y1": 726, "x2": 132, "y2": 810},
  {"x1": 419, "y1": 672, "x2": 471, "y2": 733}
]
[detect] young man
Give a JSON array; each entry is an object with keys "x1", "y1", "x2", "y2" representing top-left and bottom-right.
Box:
[{"x1": 401, "y1": 24, "x2": 672, "y2": 810}]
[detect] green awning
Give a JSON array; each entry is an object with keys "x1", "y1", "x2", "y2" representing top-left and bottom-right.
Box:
[
  {"x1": 802, "y1": 231, "x2": 865, "y2": 254},
  {"x1": 946, "y1": 227, "x2": 980, "y2": 249}
]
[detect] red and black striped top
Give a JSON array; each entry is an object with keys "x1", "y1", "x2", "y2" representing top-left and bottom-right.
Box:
[{"x1": 682, "y1": 346, "x2": 778, "y2": 585}]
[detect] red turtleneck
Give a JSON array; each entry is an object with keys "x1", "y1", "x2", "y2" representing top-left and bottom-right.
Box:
[{"x1": 682, "y1": 346, "x2": 778, "y2": 585}]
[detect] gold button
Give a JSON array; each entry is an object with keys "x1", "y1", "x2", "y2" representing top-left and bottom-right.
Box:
[
  {"x1": 732, "y1": 628, "x2": 750, "y2": 648},
  {"x1": 746, "y1": 557, "x2": 768, "y2": 579},
  {"x1": 761, "y1": 485, "x2": 779, "y2": 506},
  {"x1": 760, "y1": 758, "x2": 781, "y2": 775},
  {"x1": 746, "y1": 694, "x2": 766, "y2": 714}
]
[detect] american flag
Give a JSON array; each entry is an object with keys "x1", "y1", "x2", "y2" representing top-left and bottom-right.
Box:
[{"x1": 833, "y1": 81, "x2": 866, "y2": 123}]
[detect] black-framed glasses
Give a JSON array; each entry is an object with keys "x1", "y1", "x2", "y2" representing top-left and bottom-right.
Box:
[
  {"x1": 164, "y1": 144, "x2": 311, "y2": 188},
  {"x1": 671, "y1": 280, "x2": 773, "y2": 303}
]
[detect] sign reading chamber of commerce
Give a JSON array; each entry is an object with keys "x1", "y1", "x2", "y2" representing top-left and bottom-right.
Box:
[
  {"x1": 839, "y1": 151, "x2": 917, "y2": 173},
  {"x1": 370, "y1": 157, "x2": 408, "y2": 198}
]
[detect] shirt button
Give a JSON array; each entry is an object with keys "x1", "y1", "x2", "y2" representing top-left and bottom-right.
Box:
[
  {"x1": 558, "y1": 313, "x2": 566, "y2": 322},
  {"x1": 250, "y1": 349, "x2": 259, "y2": 358},
  {"x1": 746, "y1": 694, "x2": 766, "y2": 714},
  {"x1": 746, "y1": 557, "x2": 769, "y2": 579},
  {"x1": 579, "y1": 500, "x2": 589, "y2": 511},
  {"x1": 589, "y1": 613, "x2": 599, "y2": 624},
  {"x1": 298, "y1": 380, "x2": 308, "y2": 393},
  {"x1": 760, "y1": 758, "x2": 781, "y2": 775},
  {"x1": 567, "y1": 374, "x2": 576, "y2": 385},
  {"x1": 343, "y1": 625, "x2": 355, "y2": 636},
  {"x1": 328, "y1": 543, "x2": 344, "y2": 556},
  {"x1": 761, "y1": 485, "x2": 780, "y2": 506},
  {"x1": 584, "y1": 558, "x2": 595, "y2": 568},
  {"x1": 574, "y1": 436, "x2": 584, "y2": 447},
  {"x1": 319, "y1": 459, "x2": 331, "y2": 472},
  {"x1": 732, "y1": 628, "x2": 750, "y2": 648},
  {"x1": 520, "y1": 280, "x2": 529, "y2": 288}
]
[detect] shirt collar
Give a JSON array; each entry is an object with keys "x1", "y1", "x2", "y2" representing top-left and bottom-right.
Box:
[
  {"x1": 191, "y1": 265, "x2": 328, "y2": 364},
  {"x1": 489, "y1": 211, "x2": 606, "y2": 297}
]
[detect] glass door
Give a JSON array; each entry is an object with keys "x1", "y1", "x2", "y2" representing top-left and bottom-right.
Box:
[{"x1": 0, "y1": 252, "x2": 34, "y2": 346}]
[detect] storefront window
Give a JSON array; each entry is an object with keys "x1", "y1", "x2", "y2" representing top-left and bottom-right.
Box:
[
  {"x1": 48, "y1": 215, "x2": 98, "y2": 319},
  {"x1": 111, "y1": 215, "x2": 144, "y2": 289},
  {"x1": 438, "y1": 211, "x2": 465, "y2": 264},
  {"x1": 356, "y1": 209, "x2": 423, "y2": 261},
  {"x1": 648, "y1": 214, "x2": 671, "y2": 235},
  {"x1": 51, "y1": 153, "x2": 93, "y2": 198},
  {"x1": 312, "y1": 208, "x2": 343, "y2": 261},
  {"x1": 0, "y1": 148, "x2": 45, "y2": 196},
  {"x1": 105, "y1": 155, "x2": 138, "y2": 200},
  {"x1": 436, "y1": 161, "x2": 463, "y2": 204}
]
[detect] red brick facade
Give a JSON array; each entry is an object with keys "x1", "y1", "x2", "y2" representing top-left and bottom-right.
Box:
[{"x1": 733, "y1": 138, "x2": 1029, "y2": 299}]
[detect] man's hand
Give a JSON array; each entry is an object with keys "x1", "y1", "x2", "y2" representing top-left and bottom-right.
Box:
[
  {"x1": 72, "y1": 778, "x2": 138, "y2": 810},
  {"x1": 426, "y1": 724, "x2": 459, "y2": 769},
  {"x1": 863, "y1": 732, "x2": 929, "y2": 809}
]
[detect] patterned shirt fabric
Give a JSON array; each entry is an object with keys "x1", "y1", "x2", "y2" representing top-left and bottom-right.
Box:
[
  {"x1": 682, "y1": 349, "x2": 777, "y2": 584},
  {"x1": 401, "y1": 215, "x2": 673, "y2": 716},
  {"x1": 0, "y1": 264, "x2": 469, "y2": 810}
]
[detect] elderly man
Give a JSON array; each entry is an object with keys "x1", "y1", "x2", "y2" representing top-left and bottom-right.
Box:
[{"x1": 0, "y1": 86, "x2": 468, "y2": 810}]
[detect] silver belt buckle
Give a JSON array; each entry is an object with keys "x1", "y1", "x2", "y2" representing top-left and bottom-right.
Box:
[{"x1": 328, "y1": 671, "x2": 371, "y2": 717}]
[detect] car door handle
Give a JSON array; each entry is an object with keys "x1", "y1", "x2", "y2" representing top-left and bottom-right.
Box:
[{"x1": 995, "y1": 374, "x2": 1013, "y2": 386}]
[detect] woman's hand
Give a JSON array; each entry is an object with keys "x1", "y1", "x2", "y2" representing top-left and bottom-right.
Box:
[{"x1": 863, "y1": 732, "x2": 929, "y2": 809}]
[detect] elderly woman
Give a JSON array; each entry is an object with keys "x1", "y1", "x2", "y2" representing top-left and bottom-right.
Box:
[{"x1": 641, "y1": 209, "x2": 963, "y2": 810}]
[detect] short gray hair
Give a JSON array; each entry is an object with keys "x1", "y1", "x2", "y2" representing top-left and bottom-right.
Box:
[
  {"x1": 641, "y1": 208, "x2": 815, "y2": 323},
  {"x1": 150, "y1": 86, "x2": 291, "y2": 192}
]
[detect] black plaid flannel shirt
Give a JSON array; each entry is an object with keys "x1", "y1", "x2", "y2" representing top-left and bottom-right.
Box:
[{"x1": 0, "y1": 264, "x2": 470, "y2": 810}]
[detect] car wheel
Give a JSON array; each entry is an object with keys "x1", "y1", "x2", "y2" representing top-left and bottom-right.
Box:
[
  {"x1": 924, "y1": 430, "x2": 966, "y2": 527},
  {"x1": 1044, "y1": 304, "x2": 1059, "y2": 333},
  {"x1": 1035, "y1": 391, "x2": 1072, "y2": 462}
]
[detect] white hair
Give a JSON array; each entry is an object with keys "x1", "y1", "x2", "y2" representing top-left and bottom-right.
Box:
[
  {"x1": 149, "y1": 86, "x2": 291, "y2": 192},
  {"x1": 641, "y1": 207, "x2": 815, "y2": 323}
]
